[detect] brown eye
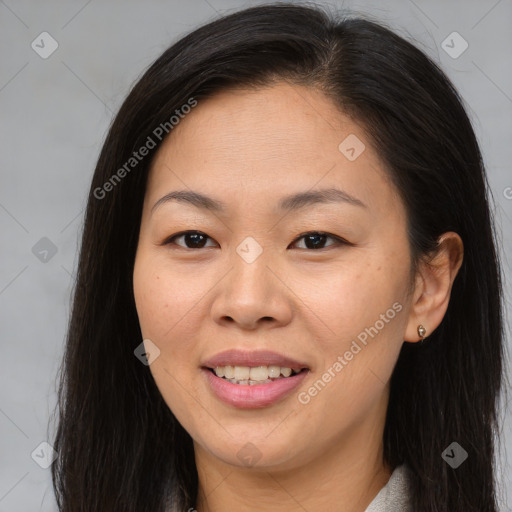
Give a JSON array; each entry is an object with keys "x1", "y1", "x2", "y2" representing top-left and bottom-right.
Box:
[
  {"x1": 163, "y1": 230, "x2": 349, "y2": 251},
  {"x1": 164, "y1": 231, "x2": 217, "y2": 249},
  {"x1": 290, "y1": 231, "x2": 348, "y2": 250}
]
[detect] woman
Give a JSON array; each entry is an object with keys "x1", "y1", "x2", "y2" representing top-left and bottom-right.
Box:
[{"x1": 50, "y1": 3, "x2": 505, "y2": 511}]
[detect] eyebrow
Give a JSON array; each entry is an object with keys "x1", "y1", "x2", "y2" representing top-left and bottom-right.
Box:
[{"x1": 150, "y1": 187, "x2": 367, "y2": 215}]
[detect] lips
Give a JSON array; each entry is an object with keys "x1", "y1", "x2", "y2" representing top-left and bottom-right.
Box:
[
  {"x1": 201, "y1": 349, "x2": 310, "y2": 372},
  {"x1": 202, "y1": 366, "x2": 309, "y2": 408},
  {"x1": 200, "y1": 349, "x2": 311, "y2": 408}
]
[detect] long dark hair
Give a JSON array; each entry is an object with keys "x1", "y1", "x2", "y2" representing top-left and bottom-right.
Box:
[{"x1": 50, "y1": 3, "x2": 506, "y2": 510}]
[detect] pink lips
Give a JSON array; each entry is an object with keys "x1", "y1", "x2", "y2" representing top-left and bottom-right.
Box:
[
  {"x1": 201, "y1": 349, "x2": 310, "y2": 408},
  {"x1": 202, "y1": 367, "x2": 309, "y2": 408}
]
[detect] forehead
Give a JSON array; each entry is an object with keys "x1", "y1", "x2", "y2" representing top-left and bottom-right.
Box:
[{"x1": 145, "y1": 82, "x2": 402, "y2": 219}]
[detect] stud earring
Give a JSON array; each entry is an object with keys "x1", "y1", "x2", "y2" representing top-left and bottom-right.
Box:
[{"x1": 417, "y1": 324, "x2": 427, "y2": 343}]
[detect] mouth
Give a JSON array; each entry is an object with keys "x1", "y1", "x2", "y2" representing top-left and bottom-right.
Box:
[
  {"x1": 200, "y1": 349, "x2": 311, "y2": 407},
  {"x1": 202, "y1": 365, "x2": 309, "y2": 386},
  {"x1": 201, "y1": 365, "x2": 310, "y2": 408}
]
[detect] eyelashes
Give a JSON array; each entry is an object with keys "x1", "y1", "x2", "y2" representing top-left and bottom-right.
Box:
[
  {"x1": 162, "y1": 231, "x2": 216, "y2": 249},
  {"x1": 161, "y1": 230, "x2": 352, "y2": 251}
]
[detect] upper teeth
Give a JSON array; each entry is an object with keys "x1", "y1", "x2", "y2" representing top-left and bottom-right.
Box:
[{"x1": 214, "y1": 365, "x2": 300, "y2": 380}]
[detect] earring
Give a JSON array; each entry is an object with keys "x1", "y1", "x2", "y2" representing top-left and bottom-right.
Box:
[{"x1": 417, "y1": 324, "x2": 427, "y2": 343}]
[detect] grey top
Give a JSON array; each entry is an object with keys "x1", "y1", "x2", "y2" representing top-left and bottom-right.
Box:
[{"x1": 364, "y1": 464, "x2": 413, "y2": 512}]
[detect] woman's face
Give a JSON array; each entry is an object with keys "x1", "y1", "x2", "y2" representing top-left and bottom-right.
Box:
[{"x1": 133, "y1": 82, "x2": 416, "y2": 471}]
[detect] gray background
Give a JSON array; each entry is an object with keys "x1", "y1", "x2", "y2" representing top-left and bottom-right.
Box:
[{"x1": 0, "y1": 0, "x2": 511, "y2": 510}]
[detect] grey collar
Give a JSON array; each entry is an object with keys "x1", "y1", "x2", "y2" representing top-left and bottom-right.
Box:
[{"x1": 364, "y1": 464, "x2": 413, "y2": 512}]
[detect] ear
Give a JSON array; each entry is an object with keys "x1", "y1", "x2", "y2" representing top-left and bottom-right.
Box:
[{"x1": 404, "y1": 232, "x2": 464, "y2": 343}]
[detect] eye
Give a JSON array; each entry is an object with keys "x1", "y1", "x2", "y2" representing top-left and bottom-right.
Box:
[
  {"x1": 163, "y1": 230, "x2": 217, "y2": 249},
  {"x1": 162, "y1": 230, "x2": 350, "y2": 251},
  {"x1": 290, "y1": 231, "x2": 349, "y2": 250}
]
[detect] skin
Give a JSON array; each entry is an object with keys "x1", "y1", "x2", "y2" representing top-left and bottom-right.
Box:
[{"x1": 132, "y1": 81, "x2": 463, "y2": 511}]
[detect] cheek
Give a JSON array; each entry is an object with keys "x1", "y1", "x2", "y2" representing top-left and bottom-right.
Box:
[
  {"x1": 133, "y1": 252, "x2": 203, "y2": 417},
  {"x1": 297, "y1": 255, "x2": 408, "y2": 410},
  {"x1": 133, "y1": 250, "x2": 200, "y2": 341},
  {"x1": 133, "y1": 260, "x2": 168, "y2": 340},
  {"x1": 299, "y1": 256, "x2": 407, "y2": 344}
]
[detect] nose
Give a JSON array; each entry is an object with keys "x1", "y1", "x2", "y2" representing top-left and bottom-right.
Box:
[{"x1": 210, "y1": 250, "x2": 293, "y2": 331}]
